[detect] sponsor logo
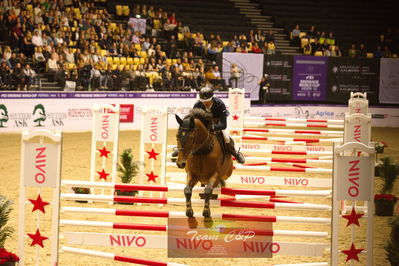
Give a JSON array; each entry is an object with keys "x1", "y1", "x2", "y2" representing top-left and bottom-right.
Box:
[
  {"x1": 32, "y1": 104, "x2": 46, "y2": 127},
  {"x1": 0, "y1": 104, "x2": 9, "y2": 128}
]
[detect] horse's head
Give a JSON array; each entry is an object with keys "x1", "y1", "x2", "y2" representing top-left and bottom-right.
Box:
[{"x1": 175, "y1": 114, "x2": 195, "y2": 169}]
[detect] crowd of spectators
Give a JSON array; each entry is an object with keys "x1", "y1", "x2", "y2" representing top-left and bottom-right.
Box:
[
  {"x1": 291, "y1": 24, "x2": 399, "y2": 58},
  {"x1": 1, "y1": 0, "x2": 397, "y2": 91}
]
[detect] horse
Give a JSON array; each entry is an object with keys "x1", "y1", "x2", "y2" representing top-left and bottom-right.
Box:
[{"x1": 175, "y1": 108, "x2": 233, "y2": 219}]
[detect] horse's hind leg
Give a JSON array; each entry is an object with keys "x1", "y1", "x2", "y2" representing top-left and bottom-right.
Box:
[{"x1": 184, "y1": 177, "x2": 197, "y2": 218}]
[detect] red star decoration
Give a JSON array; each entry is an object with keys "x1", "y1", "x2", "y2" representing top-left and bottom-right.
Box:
[
  {"x1": 27, "y1": 229, "x2": 48, "y2": 248},
  {"x1": 341, "y1": 243, "x2": 363, "y2": 262},
  {"x1": 232, "y1": 114, "x2": 240, "y2": 121},
  {"x1": 28, "y1": 194, "x2": 50, "y2": 214},
  {"x1": 231, "y1": 130, "x2": 239, "y2": 135},
  {"x1": 342, "y1": 207, "x2": 364, "y2": 227},
  {"x1": 146, "y1": 171, "x2": 159, "y2": 183},
  {"x1": 146, "y1": 148, "x2": 160, "y2": 160},
  {"x1": 98, "y1": 146, "x2": 111, "y2": 158},
  {"x1": 97, "y1": 169, "x2": 110, "y2": 180}
]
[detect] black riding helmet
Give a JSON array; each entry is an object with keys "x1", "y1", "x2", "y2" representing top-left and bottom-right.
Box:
[{"x1": 199, "y1": 87, "x2": 214, "y2": 102}]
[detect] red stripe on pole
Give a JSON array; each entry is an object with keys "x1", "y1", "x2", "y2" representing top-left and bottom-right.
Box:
[
  {"x1": 242, "y1": 136, "x2": 267, "y2": 141},
  {"x1": 292, "y1": 138, "x2": 320, "y2": 143},
  {"x1": 306, "y1": 119, "x2": 328, "y2": 123},
  {"x1": 265, "y1": 123, "x2": 287, "y2": 126},
  {"x1": 115, "y1": 209, "x2": 169, "y2": 218},
  {"x1": 222, "y1": 213, "x2": 277, "y2": 222},
  {"x1": 272, "y1": 151, "x2": 307, "y2": 155},
  {"x1": 291, "y1": 164, "x2": 314, "y2": 169},
  {"x1": 221, "y1": 187, "x2": 277, "y2": 196},
  {"x1": 306, "y1": 124, "x2": 328, "y2": 128},
  {"x1": 294, "y1": 130, "x2": 321, "y2": 134},
  {"x1": 270, "y1": 167, "x2": 306, "y2": 172},
  {"x1": 271, "y1": 158, "x2": 307, "y2": 163},
  {"x1": 114, "y1": 196, "x2": 168, "y2": 204},
  {"x1": 270, "y1": 198, "x2": 303, "y2": 204},
  {"x1": 243, "y1": 162, "x2": 268, "y2": 166},
  {"x1": 113, "y1": 223, "x2": 166, "y2": 231},
  {"x1": 114, "y1": 184, "x2": 168, "y2": 192},
  {"x1": 264, "y1": 118, "x2": 284, "y2": 121},
  {"x1": 114, "y1": 255, "x2": 167, "y2": 266},
  {"x1": 220, "y1": 199, "x2": 275, "y2": 209},
  {"x1": 243, "y1": 128, "x2": 270, "y2": 133}
]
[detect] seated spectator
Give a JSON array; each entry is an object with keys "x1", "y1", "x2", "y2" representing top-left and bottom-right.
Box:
[
  {"x1": 383, "y1": 45, "x2": 392, "y2": 58},
  {"x1": 332, "y1": 45, "x2": 342, "y2": 57},
  {"x1": 358, "y1": 43, "x2": 367, "y2": 57},
  {"x1": 374, "y1": 45, "x2": 383, "y2": 58},
  {"x1": 251, "y1": 42, "x2": 262, "y2": 53},
  {"x1": 32, "y1": 30, "x2": 44, "y2": 47},
  {"x1": 265, "y1": 30, "x2": 275, "y2": 43},
  {"x1": 348, "y1": 44, "x2": 357, "y2": 58},
  {"x1": 90, "y1": 64, "x2": 102, "y2": 90},
  {"x1": 291, "y1": 25, "x2": 300, "y2": 46},
  {"x1": 266, "y1": 41, "x2": 276, "y2": 55},
  {"x1": 11, "y1": 63, "x2": 25, "y2": 91},
  {"x1": 223, "y1": 41, "x2": 235, "y2": 53},
  {"x1": 324, "y1": 45, "x2": 333, "y2": 57},
  {"x1": 0, "y1": 62, "x2": 12, "y2": 89},
  {"x1": 0, "y1": 54, "x2": 11, "y2": 69},
  {"x1": 303, "y1": 40, "x2": 312, "y2": 55},
  {"x1": 23, "y1": 64, "x2": 37, "y2": 90},
  {"x1": 306, "y1": 25, "x2": 316, "y2": 39},
  {"x1": 326, "y1": 33, "x2": 335, "y2": 47}
]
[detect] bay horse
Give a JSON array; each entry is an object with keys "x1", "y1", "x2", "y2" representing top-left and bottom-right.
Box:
[{"x1": 175, "y1": 108, "x2": 233, "y2": 218}]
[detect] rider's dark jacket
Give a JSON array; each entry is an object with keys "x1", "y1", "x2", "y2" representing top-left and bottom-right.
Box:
[{"x1": 193, "y1": 97, "x2": 229, "y2": 131}]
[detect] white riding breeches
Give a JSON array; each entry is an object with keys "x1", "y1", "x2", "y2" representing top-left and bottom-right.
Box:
[{"x1": 222, "y1": 130, "x2": 230, "y2": 143}]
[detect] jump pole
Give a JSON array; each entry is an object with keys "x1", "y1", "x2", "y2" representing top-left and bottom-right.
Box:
[
  {"x1": 17, "y1": 129, "x2": 62, "y2": 266},
  {"x1": 89, "y1": 103, "x2": 120, "y2": 202},
  {"x1": 139, "y1": 105, "x2": 168, "y2": 201}
]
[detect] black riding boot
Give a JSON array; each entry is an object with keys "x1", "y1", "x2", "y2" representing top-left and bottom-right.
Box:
[{"x1": 226, "y1": 138, "x2": 245, "y2": 164}]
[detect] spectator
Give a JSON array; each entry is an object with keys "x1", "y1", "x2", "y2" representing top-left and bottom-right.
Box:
[
  {"x1": 383, "y1": 45, "x2": 392, "y2": 58},
  {"x1": 265, "y1": 30, "x2": 275, "y2": 43},
  {"x1": 266, "y1": 41, "x2": 276, "y2": 55},
  {"x1": 11, "y1": 63, "x2": 25, "y2": 91},
  {"x1": 32, "y1": 30, "x2": 44, "y2": 47},
  {"x1": 251, "y1": 42, "x2": 262, "y2": 53},
  {"x1": 326, "y1": 33, "x2": 335, "y2": 47},
  {"x1": 332, "y1": 45, "x2": 342, "y2": 57},
  {"x1": 23, "y1": 64, "x2": 36, "y2": 90},
  {"x1": 228, "y1": 63, "x2": 241, "y2": 88},
  {"x1": 374, "y1": 45, "x2": 383, "y2": 58},
  {"x1": 303, "y1": 40, "x2": 312, "y2": 55},
  {"x1": 358, "y1": 43, "x2": 367, "y2": 57},
  {"x1": 348, "y1": 44, "x2": 357, "y2": 58},
  {"x1": 291, "y1": 25, "x2": 300, "y2": 46},
  {"x1": 258, "y1": 74, "x2": 270, "y2": 104},
  {"x1": 306, "y1": 25, "x2": 316, "y2": 39},
  {"x1": 325, "y1": 45, "x2": 333, "y2": 56}
]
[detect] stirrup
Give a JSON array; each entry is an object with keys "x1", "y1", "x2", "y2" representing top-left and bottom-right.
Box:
[{"x1": 235, "y1": 148, "x2": 245, "y2": 164}]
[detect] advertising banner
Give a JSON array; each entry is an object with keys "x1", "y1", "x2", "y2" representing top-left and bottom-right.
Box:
[
  {"x1": 292, "y1": 56, "x2": 328, "y2": 101},
  {"x1": 222, "y1": 53, "x2": 264, "y2": 100},
  {"x1": 379, "y1": 58, "x2": 399, "y2": 104},
  {"x1": 263, "y1": 54, "x2": 293, "y2": 102},
  {"x1": 327, "y1": 57, "x2": 380, "y2": 104},
  {"x1": 0, "y1": 92, "x2": 251, "y2": 133}
]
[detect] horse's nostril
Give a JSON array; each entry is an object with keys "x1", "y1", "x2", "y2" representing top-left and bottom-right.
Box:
[{"x1": 181, "y1": 162, "x2": 186, "y2": 168}]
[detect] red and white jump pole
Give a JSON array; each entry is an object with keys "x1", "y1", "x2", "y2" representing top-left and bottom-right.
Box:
[
  {"x1": 240, "y1": 127, "x2": 343, "y2": 136},
  {"x1": 61, "y1": 180, "x2": 332, "y2": 197},
  {"x1": 60, "y1": 193, "x2": 331, "y2": 211},
  {"x1": 60, "y1": 220, "x2": 328, "y2": 238},
  {"x1": 61, "y1": 246, "x2": 185, "y2": 266},
  {"x1": 244, "y1": 121, "x2": 344, "y2": 129},
  {"x1": 61, "y1": 207, "x2": 332, "y2": 224},
  {"x1": 245, "y1": 117, "x2": 343, "y2": 124},
  {"x1": 238, "y1": 135, "x2": 342, "y2": 144}
]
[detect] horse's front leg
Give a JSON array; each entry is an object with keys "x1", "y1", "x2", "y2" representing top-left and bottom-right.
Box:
[
  {"x1": 184, "y1": 176, "x2": 197, "y2": 218},
  {"x1": 203, "y1": 176, "x2": 217, "y2": 218}
]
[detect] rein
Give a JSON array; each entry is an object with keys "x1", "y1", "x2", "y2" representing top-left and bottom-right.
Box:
[{"x1": 191, "y1": 130, "x2": 214, "y2": 155}]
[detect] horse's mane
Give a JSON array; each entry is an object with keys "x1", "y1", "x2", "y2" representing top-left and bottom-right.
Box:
[{"x1": 184, "y1": 108, "x2": 213, "y2": 130}]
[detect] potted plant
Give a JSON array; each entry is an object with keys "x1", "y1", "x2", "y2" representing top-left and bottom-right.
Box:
[
  {"x1": 385, "y1": 215, "x2": 399, "y2": 266},
  {"x1": 0, "y1": 195, "x2": 20, "y2": 265},
  {"x1": 375, "y1": 157, "x2": 398, "y2": 216},
  {"x1": 71, "y1": 187, "x2": 91, "y2": 203},
  {"x1": 375, "y1": 140, "x2": 388, "y2": 176},
  {"x1": 115, "y1": 149, "x2": 139, "y2": 204}
]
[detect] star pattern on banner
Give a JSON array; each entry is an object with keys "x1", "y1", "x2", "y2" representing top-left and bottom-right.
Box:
[
  {"x1": 341, "y1": 243, "x2": 363, "y2": 262},
  {"x1": 146, "y1": 171, "x2": 159, "y2": 183},
  {"x1": 97, "y1": 169, "x2": 110, "y2": 180},
  {"x1": 98, "y1": 146, "x2": 111, "y2": 158},
  {"x1": 27, "y1": 229, "x2": 48, "y2": 248},
  {"x1": 28, "y1": 194, "x2": 50, "y2": 214},
  {"x1": 232, "y1": 114, "x2": 240, "y2": 121},
  {"x1": 342, "y1": 207, "x2": 364, "y2": 227},
  {"x1": 146, "y1": 148, "x2": 160, "y2": 160}
]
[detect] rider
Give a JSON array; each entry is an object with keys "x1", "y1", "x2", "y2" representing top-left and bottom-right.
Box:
[{"x1": 172, "y1": 87, "x2": 245, "y2": 164}]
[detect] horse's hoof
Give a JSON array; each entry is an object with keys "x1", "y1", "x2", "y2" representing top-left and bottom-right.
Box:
[
  {"x1": 186, "y1": 209, "x2": 194, "y2": 218},
  {"x1": 187, "y1": 217, "x2": 198, "y2": 229},
  {"x1": 202, "y1": 209, "x2": 211, "y2": 218},
  {"x1": 203, "y1": 217, "x2": 213, "y2": 228}
]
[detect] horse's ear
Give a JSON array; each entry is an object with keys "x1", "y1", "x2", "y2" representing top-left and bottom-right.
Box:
[
  {"x1": 175, "y1": 114, "x2": 183, "y2": 125},
  {"x1": 189, "y1": 116, "x2": 194, "y2": 128}
]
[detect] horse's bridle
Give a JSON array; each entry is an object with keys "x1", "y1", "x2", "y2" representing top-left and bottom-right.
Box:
[{"x1": 177, "y1": 117, "x2": 213, "y2": 156}]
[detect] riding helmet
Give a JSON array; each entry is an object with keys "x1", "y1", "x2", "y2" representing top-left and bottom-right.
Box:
[{"x1": 199, "y1": 87, "x2": 214, "y2": 102}]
